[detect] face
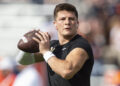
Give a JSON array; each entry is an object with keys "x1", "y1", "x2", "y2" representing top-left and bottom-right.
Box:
[{"x1": 54, "y1": 10, "x2": 79, "y2": 38}]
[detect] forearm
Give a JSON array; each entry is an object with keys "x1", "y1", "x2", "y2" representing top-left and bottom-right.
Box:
[
  {"x1": 16, "y1": 51, "x2": 44, "y2": 65},
  {"x1": 34, "y1": 53, "x2": 44, "y2": 62},
  {"x1": 48, "y1": 56, "x2": 75, "y2": 79}
]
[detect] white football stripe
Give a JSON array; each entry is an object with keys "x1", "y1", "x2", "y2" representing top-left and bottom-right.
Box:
[{"x1": 22, "y1": 36, "x2": 28, "y2": 43}]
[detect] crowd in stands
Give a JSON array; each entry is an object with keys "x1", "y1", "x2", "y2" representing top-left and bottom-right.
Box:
[
  {"x1": 78, "y1": 0, "x2": 120, "y2": 86},
  {"x1": 0, "y1": 55, "x2": 46, "y2": 86}
]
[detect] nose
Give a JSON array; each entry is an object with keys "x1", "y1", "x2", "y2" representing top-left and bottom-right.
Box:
[{"x1": 65, "y1": 19, "x2": 70, "y2": 25}]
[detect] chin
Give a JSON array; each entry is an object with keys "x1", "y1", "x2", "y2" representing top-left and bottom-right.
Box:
[{"x1": 63, "y1": 33, "x2": 75, "y2": 39}]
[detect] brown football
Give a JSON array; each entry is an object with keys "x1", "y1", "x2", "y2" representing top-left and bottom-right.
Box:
[{"x1": 17, "y1": 30, "x2": 39, "y2": 53}]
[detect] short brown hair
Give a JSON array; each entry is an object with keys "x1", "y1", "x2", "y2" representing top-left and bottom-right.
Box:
[{"x1": 54, "y1": 3, "x2": 78, "y2": 20}]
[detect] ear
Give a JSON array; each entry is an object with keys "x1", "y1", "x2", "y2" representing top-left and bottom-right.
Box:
[
  {"x1": 53, "y1": 21, "x2": 56, "y2": 26},
  {"x1": 77, "y1": 20, "x2": 79, "y2": 25},
  {"x1": 76, "y1": 20, "x2": 79, "y2": 28},
  {"x1": 53, "y1": 21, "x2": 58, "y2": 30}
]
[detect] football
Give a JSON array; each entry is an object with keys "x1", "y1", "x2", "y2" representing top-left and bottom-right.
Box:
[{"x1": 17, "y1": 30, "x2": 39, "y2": 53}]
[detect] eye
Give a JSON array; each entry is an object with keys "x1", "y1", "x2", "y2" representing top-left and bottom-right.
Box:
[
  {"x1": 69, "y1": 17, "x2": 75, "y2": 21},
  {"x1": 60, "y1": 17, "x2": 66, "y2": 20}
]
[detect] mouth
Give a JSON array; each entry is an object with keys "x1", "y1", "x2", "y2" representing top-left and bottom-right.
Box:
[
  {"x1": 65, "y1": 28, "x2": 70, "y2": 29},
  {"x1": 64, "y1": 28, "x2": 71, "y2": 31},
  {"x1": 64, "y1": 27, "x2": 71, "y2": 30}
]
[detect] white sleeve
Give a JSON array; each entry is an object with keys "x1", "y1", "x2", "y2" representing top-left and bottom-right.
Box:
[{"x1": 16, "y1": 51, "x2": 36, "y2": 65}]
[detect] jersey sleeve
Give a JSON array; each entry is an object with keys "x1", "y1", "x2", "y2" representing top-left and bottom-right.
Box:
[{"x1": 71, "y1": 38, "x2": 93, "y2": 58}]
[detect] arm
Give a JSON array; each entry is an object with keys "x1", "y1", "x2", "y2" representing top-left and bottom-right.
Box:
[
  {"x1": 34, "y1": 53, "x2": 44, "y2": 62},
  {"x1": 48, "y1": 48, "x2": 88, "y2": 79},
  {"x1": 16, "y1": 51, "x2": 44, "y2": 65}
]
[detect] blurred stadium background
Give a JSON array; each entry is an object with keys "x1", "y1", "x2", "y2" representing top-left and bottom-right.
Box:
[{"x1": 0, "y1": 0, "x2": 120, "y2": 86}]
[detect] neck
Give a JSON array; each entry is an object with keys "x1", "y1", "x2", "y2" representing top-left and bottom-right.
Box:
[{"x1": 58, "y1": 34, "x2": 77, "y2": 45}]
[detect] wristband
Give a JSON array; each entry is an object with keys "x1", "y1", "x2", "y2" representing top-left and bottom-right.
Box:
[{"x1": 43, "y1": 51, "x2": 55, "y2": 62}]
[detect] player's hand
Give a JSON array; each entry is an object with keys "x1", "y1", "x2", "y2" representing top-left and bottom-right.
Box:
[{"x1": 33, "y1": 31, "x2": 50, "y2": 54}]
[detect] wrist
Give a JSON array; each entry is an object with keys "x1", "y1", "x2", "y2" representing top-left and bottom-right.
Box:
[
  {"x1": 41, "y1": 50, "x2": 50, "y2": 55},
  {"x1": 43, "y1": 51, "x2": 55, "y2": 62}
]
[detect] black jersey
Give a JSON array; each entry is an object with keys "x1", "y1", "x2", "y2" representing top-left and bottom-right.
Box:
[{"x1": 47, "y1": 34, "x2": 94, "y2": 86}]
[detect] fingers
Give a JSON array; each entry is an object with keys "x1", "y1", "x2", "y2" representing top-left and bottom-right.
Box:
[
  {"x1": 33, "y1": 31, "x2": 50, "y2": 43},
  {"x1": 39, "y1": 31, "x2": 48, "y2": 41},
  {"x1": 36, "y1": 32, "x2": 44, "y2": 41},
  {"x1": 43, "y1": 32, "x2": 50, "y2": 41},
  {"x1": 33, "y1": 37, "x2": 40, "y2": 43},
  {"x1": 46, "y1": 32, "x2": 51, "y2": 39}
]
